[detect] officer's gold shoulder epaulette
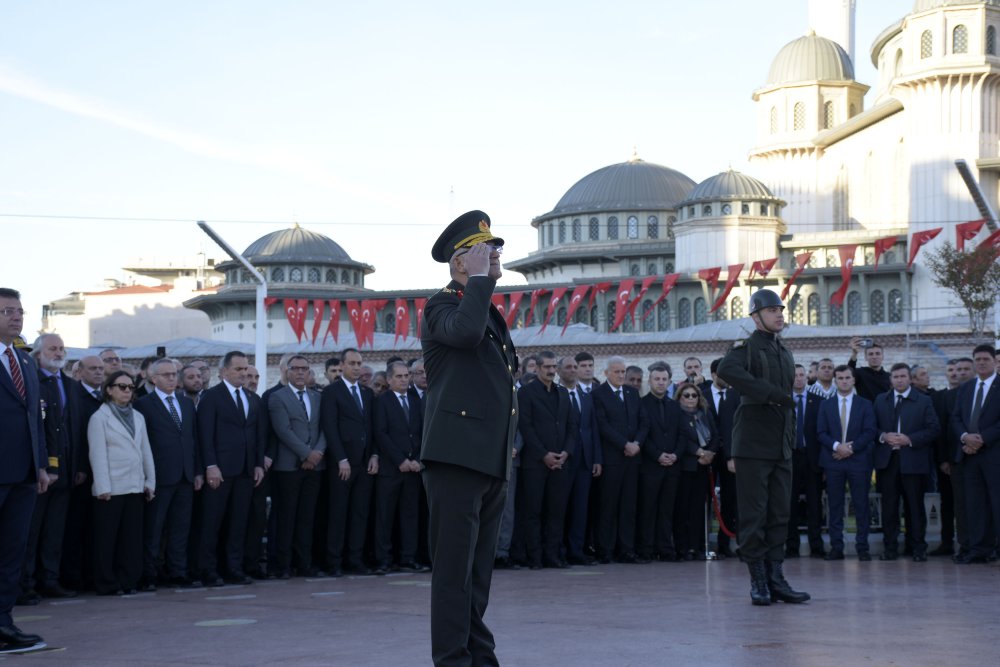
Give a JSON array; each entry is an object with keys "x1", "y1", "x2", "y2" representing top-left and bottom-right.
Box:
[{"x1": 730, "y1": 339, "x2": 746, "y2": 350}]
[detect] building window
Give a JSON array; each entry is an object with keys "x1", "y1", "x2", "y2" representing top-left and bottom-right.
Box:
[
  {"x1": 290, "y1": 268, "x2": 303, "y2": 283},
  {"x1": 807, "y1": 293, "x2": 820, "y2": 326},
  {"x1": 572, "y1": 218, "x2": 581, "y2": 241},
  {"x1": 558, "y1": 220, "x2": 566, "y2": 243},
  {"x1": 325, "y1": 268, "x2": 337, "y2": 283},
  {"x1": 807, "y1": 253, "x2": 819, "y2": 268},
  {"x1": 847, "y1": 291, "x2": 862, "y2": 325},
  {"x1": 824, "y1": 101, "x2": 834, "y2": 129},
  {"x1": 630, "y1": 263, "x2": 641, "y2": 276},
  {"x1": 953, "y1": 25, "x2": 968, "y2": 54},
  {"x1": 589, "y1": 217, "x2": 600, "y2": 240},
  {"x1": 642, "y1": 299, "x2": 656, "y2": 331},
  {"x1": 241, "y1": 270, "x2": 252, "y2": 283},
  {"x1": 870, "y1": 290, "x2": 885, "y2": 325},
  {"x1": 830, "y1": 303, "x2": 844, "y2": 325},
  {"x1": 769, "y1": 107, "x2": 778, "y2": 134},
  {"x1": 647, "y1": 215, "x2": 659, "y2": 239},
  {"x1": 688, "y1": 206, "x2": 695, "y2": 217},
  {"x1": 826, "y1": 251, "x2": 839, "y2": 268},
  {"x1": 627, "y1": 216, "x2": 639, "y2": 239},
  {"x1": 678, "y1": 298, "x2": 692, "y2": 328},
  {"x1": 702, "y1": 205, "x2": 713, "y2": 216},
  {"x1": 885, "y1": 250, "x2": 896, "y2": 264},
  {"x1": 789, "y1": 294, "x2": 803, "y2": 324},
  {"x1": 590, "y1": 306, "x2": 598, "y2": 329},
  {"x1": 667, "y1": 216, "x2": 676, "y2": 240},
  {"x1": 547, "y1": 224, "x2": 554, "y2": 246},
  {"x1": 761, "y1": 203, "x2": 769, "y2": 216},
  {"x1": 658, "y1": 301, "x2": 671, "y2": 330},
  {"x1": 383, "y1": 313, "x2": 394, "y2": 333},
  {"x1": 741, "y1": 203, "x2": 750, "y2": 215},
  {"x1": 665, "y1": 262, "x2": 674, "y2": 273},
  {"x1": 921, "y1": 30, "x2": 932, "y2": 59},
  {"x1": 308, "y1": 268, "x2": 321, "y2": 283},
  {"x1": 731, "y1": 296, "x2": 743, "y2": 319},
  {"x1": 608, "y1": 216, "x2": 619, "y2": 240},
  {"x1": 606, "y1": 302, "x2": 616, "y2": 332},
  {"x1": 715, "y1": 305, "x2": 727, "y2": 321},
  {"x1": 721, "y1": 203, "x2": 732, "y2": 215},
  {"x1": 889, "y1": 289, "x2": 903, "y2": 322},
  {"x1": 341, "y1": 269, "x2": 349, "y2": 284},
  {"x1": 354, "y1": 272, "x2": 360, "y2": 286},
  {"x1": 988, "y1": 26, "x2": 996, "y2": 55},
  {"x1": 693, "y1": 297, "x2": 707, "y2": 325},
  {"x1": 647, "y1": 262, "x2": 657, "y2": 276},
  {"x1": 271, "y1": 267, "x2": 285, "y2": 282},
  {"x1": 574, "y1": 305, "x2": 588, "y2": 324},
  {"x1": 557, "y1": 307, "x2": 567, "y2": 327},
  {"x1": 793, "y1": 102, "x2": 805, "y2": 130}
]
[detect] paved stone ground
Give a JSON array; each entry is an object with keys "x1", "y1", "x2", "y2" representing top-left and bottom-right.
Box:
[{"x1": 7, "y1": 556, "x2": 998, "y2": 666}]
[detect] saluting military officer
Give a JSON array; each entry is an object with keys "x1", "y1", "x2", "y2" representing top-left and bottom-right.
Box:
[
  {"x1": 717, "y1": 289, "x2": 810, "y2": 606},
  {"x1": 421, "y1": 210, "x2": 518, "y2": 667}
]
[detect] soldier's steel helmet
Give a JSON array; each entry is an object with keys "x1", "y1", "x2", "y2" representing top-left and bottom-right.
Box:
[{"x1": 748, "y1": 289, "x2": 784, "y2": 315}]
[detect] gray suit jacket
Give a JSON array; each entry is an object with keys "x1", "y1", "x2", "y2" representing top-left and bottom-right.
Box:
[{"x1": 268, "y1": 385, "x2": 326, "y2": 472}]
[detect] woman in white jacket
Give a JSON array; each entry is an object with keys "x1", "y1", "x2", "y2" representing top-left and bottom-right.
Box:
[{"x1": 88, "y1": 370, "x2": 155, "y2": 595}]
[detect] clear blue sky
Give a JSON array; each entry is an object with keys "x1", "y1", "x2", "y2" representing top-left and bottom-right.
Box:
[{"x1": 1, "y1": 1, "x2": 908, "y2": 337}]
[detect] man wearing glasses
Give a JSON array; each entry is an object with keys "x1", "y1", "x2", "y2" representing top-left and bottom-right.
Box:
[
  {"x1": 99, "y1": 349, "x2": 122, "y2": 379},
  {"x1": 421, "y1": 211, "x2": 516, "y2": 667},
  {"x1": 0, "y1": 288, "x2": 50, "y2": 651}
]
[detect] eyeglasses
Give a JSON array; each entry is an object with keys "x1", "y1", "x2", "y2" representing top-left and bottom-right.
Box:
[
  {"x1": 288, "y1": 365, "x2": 311, "y2": 372},
  {"x1": 103, "y1": 356, "x2": 121, "y2": 363},
  {"x1": 680, "y1": 392, "x2": 699, "y2": 399},
  {"x1": 111, "y1": 383, "x2": 135, "y2": 392},
  {"x1": 0, "y1": 307, "x2": 25, "y2": 317}
]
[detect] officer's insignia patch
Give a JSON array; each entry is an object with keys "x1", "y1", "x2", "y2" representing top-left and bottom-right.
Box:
[
  {"x1": 730, "y1": 340, "x2": 745, "y2": 350},
  {"x1": 479, "y1": 220, "x2": 490, "y2": 233}
]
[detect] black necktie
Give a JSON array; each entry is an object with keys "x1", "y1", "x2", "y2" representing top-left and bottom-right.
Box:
[
  {"x1": 93, "y1": 389, "x2": 102, "y2": 401},
  {"x1": 351, "y1": 384, "x2": 363, "y2": 413},
  {"x1": 297, "y1": 389, "x2": 309, "y2": 417},
  {"x1": 970, "y1": 381, "x2": 986, "y2": 432},
  {"x1": 399, "y1": 394, "x2": 410, "y2": 420},
  {"x1": 235, "y1": 388, "x2": 246, "y2": 421},
  {"x1": 796, "y1": 394, "x2": 805, "y2": 449},
  {"x1": 166, "y1": 395, "x2": 182, "y2": 430},
  {"x1": 616, "y1": 388, "x2": 623, "y2": 402},
  {"x1": 569, "y1": 390, "x2": 580, "y2": 415}
]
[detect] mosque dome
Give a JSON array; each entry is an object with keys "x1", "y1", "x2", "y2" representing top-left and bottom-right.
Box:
[
  {"x1": 242, "y1": 225, "x2": 355, "y2": 264},
  {"x1": 681, "y1": 169, "x2": 783, "y2": 205},
  {"x1": 766, "y1": 32, "x2": 855, "y2": 85},
  {"x1": 913, "y1": 0, "x2": 1000, "y2": 12},
  {"x1": 534, "y1": 154, "x2": 696, "y2": 224}
]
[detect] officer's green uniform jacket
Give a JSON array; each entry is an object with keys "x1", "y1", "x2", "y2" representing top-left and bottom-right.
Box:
[
  {"x1": 716, "y1": 328, "x2": 796, "y2": 461},
  {"x1": 420, "y1": 276, "x2": 518, "y2": 480}
]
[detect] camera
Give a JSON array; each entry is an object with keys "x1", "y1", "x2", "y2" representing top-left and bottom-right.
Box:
[{"x1": 858, "y1": 338, "x2": 874, "y2": 348}]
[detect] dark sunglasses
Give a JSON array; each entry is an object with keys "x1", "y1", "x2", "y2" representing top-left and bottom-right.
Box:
[
  {"x1": 111, "y1": 383, "x2": 135, "y2": 391},
  {"x1": 680, "y1": 392, "x2": 699, "y2": 399}
]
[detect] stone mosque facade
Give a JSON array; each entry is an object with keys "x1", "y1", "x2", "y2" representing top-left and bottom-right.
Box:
[{"x1": 184, "y1": 0, "x2": 1000, "y2": 349}]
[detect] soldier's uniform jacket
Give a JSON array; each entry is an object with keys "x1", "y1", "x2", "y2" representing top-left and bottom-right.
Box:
[
  {"x1": 420, "y1": 276, "x2": 518, "y2": 480},
  {"x1": 717, "y1": 328, "x2": 795, "y2": 461}
]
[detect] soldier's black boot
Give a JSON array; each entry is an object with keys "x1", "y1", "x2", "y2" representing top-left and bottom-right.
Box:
[
  {"x1": 766, "y1": 560, "x2": 810, "y2": 603},
  {"x1": 747, "y1": 561, "x2": 771, "y2": 606}
]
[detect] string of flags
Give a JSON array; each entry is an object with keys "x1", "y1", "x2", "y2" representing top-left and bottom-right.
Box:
[{"x1": 261, "y1": 224, "x2": 995, "y2": 347}]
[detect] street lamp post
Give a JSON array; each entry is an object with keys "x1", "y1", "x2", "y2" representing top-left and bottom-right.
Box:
[{"x1": 197, "y1": 221, "x2": 268, "y2": 391}]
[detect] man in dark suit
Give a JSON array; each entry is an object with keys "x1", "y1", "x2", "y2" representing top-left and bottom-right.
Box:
[
  {"x1": 61, "y1": 355, "x2": 103, "y2": 592},
  {"x1": 268, "y1": 355, "x2": 325, "y2": 578},
  {"x1": 932, "y1": 357, "x2": 974, "y2": 558},
  {"x1": 320, "y1": 347, "x2": 378, "y2": 576},
  {"x1": 20, "y1": 334, "x2": 75, "y2": 603},
  {"x1": 637, "y1": 363, "x2": 683, "y2": 561},
  {"x1": 420, "y1": 211, "x2": 517, "y2": 667},
  {"x1": 593, "y1": 355, "x2": 649, "y2": 564},
  {"x1": 0, "y1": 288, "x2": 50, "y2": 650},
  {"x1": 701, "y1": 358, "x2": 740, "y2": 558},
  {"x1": 950, "y1": 343, "x2": 1000, "y2": 564},
  {"x1": 134, "y1": 358, "x2": 200, "y2": 589},
  {"x1": 517, "y1": 351, "x2": 577, "y2": 569},
  {"x1": 373, "y1": 361, "x2": 426, "y2": 574},
  {"x1": 557, "y1": 355, "x2": 602, "y2": 565},
  {"x1": 817, "y1": 365, "x2": 877, "y2": 560},
  {"x1": 873, "y1": 363, "x2": 940, "y2": 561},
  {"x1": 195, "y1": 351, "x2": 266, "y2": 586},
  {"x1": 786, "y1": 364, "x2": 825, "y2": 558}
]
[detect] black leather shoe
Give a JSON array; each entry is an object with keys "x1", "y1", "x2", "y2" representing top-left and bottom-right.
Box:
[
  {"x1": 809, "y1": 549, "x2": 827, "y2": 559},
  {"x1": 167, "y1": 576, "x2": 201, "y2": 588},
  {"x1": 0, "y1": 624, "x2": 43, "y2": 648},
  {"x1": 566, "y1": 554, "x2": 596, "y2": 566},
  {"x1": 717, "y1": 546, "x2": 737, "y2": 559},
  {"x1": 616, "y1": 552, "x2": 641, "y2": 564},
  {"x1": 928, "y1": 544, "x2": 954, "y2": 557},
  {"x1": 399, "y1": 562, "x2": 430, "y2": 573},
  {"x1": 38, "y1": 582, "x2": 77, "y2": 598},
  {"x1": 224, "y1": 574, "x2": 252, "y2": 585},
  {"x1": 543, "y1": 558, "x2": 570, "y2": 569},
  {"x1": 493, "y1": 556, "x2": 518, "y2": 570},
  {"x1": 247, "y1": 569, "x2": 268, "y2": 581},
  {"x1": 203, "y1": 574, "x2": 225, "y2": 587},
  {"x1": 954, "y1": 552, "x2": 988, "y2": 564},
  {"x1": 879, "y1": 551, "x2": 898, "y2": 561},
  {"x1": 858, "y1": 551, "x2": 872, "y2": 561},
  {"x1": 15, "y1": 591, "x2": 41, "y2": 606},
  {"x1": 657, "y1": 552, "x2": 679, "y2": 563},
  {"x1": 300, "y1": 567, "x2": 326, "y2": 578},
  {"x1": 328, "y1": 567, "x2": 344, "y2": 578},
  {"x1": 136, "y1": 578, "x2": 157, "y2": 593},
  {"x1": 344, "y1": 564, "x2": 373, "y2": 576},
  {"x1": 372, "y1": 565, "x2": 390, "y2": 576},
  {"x1": 824, "y1": 550, "x2": 844, "y2": 561},
  {"x1": 784, "y1": 548, "x2": 801, "y2": 558},
  {"x1": 913, "y1": 551, "x2": 927, "y2": 562}
]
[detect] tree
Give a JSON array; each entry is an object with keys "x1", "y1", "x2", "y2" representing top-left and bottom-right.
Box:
[{"x1": 924, "y1": 241, "x2": 1000, "y2": 336}]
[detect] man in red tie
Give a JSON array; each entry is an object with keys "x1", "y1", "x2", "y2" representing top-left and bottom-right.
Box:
[{"x1": 0, "y1": 288, "x2": 50, "y2": 651}]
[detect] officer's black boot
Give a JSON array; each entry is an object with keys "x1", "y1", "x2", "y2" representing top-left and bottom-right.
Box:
[
  {"x1": 766, "y1": 560, "x2": 810, "y2": 603},
  {"x1": 747, "y1": 561, "x2": 771, "y2": 606}
]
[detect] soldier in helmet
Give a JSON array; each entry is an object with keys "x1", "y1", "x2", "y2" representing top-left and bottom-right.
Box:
[{"x1": 717, "y1": 289, "x2": 810, "y2": 606}]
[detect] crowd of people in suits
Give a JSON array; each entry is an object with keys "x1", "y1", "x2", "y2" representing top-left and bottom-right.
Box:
[{"x1": 9, "y1": 328, "x2": 1000, "y2": 615}]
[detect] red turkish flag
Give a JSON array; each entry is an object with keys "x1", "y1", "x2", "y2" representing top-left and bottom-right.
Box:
[
  {"x1": 539, "y1": 287, "x2": 568, "y2": 333},
  {"x1": 526, "y1": 289, "x2": 548, "y2": 327},
  {"x1": 562, "y1": 285, "x2": 591, "y2": 335},
  {"x1": 610, "y1": 279, "x2": 635, "y2": 332},
  {"x1": 363, "y1": 299, "x2": 388, "y2": 347},
  {"x1": 710, "y1": 263, "x2": 744, "y2": 313},
  {"x1": 345, "y1": 299, "x2": 364, "y2": 347},
  {"x1": 780, "y1": 252, "x2": 813, "y2": 300},
  {"x1": 310, "y1": 300, "x2": 325, "y2": 345},
  {"x1": 698, "y1": 267, "x2": 722, "y2": 291},
  {"x1": 394, "y1": 298, "x2": 410, "y2": 344},
  {"x1": 322, "y1": 300, "x2": 341, "y2": 346},
  {"x1": 957, "y1": 219, "x2": 986, "y2": 252},
  {"x1": 747, "y1": 258, "x2": 778, "y2": 281},
  {"x1": 264, "y1": 297, "x2": 278, "y2": 310},
  {"x1": 283, "y1": 299, "x2": 301, "y2": 341},
  {"x1": 908, "y1": 227, "x2": 943, "y2": 268},
  {"x1": 640, "y1": 273, "x2": 680, "y2": 321},
  {"x1": 491, "y1": 295, "x2": 506, "y2": 319},
  {"x1": 588, "y1": 281, "x2": 612, "y2": 311},
  {"x1": 873, "y1": 235, "x2": 899, "y2": 270},
  {"x1": 505, "y1": 291, "x2": 524, "y2": 329},
  {"x1": 830, "y1": 245, "x2": 857, "y2": 307},
  {"x1": 414, "y1": 298, "x2": 427, "y2": 338},
  {"x1": 628, "y1": 276, "x2": 658, "y2": 324}
]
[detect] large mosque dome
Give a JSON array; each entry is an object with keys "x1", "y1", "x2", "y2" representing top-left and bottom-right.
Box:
[
  {"x1": 242, "y1": 225, "x2": 356, "y2": 264},
  {"x1": 766, "y1": 32, "x2": 855, "y2": 85}
]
